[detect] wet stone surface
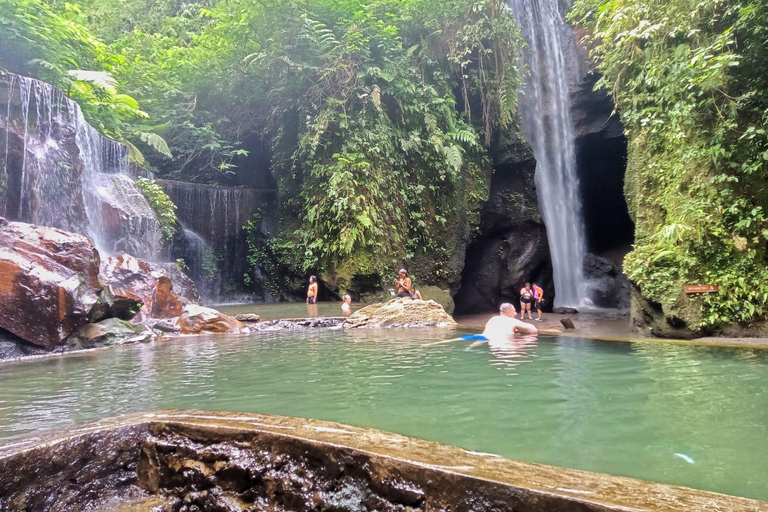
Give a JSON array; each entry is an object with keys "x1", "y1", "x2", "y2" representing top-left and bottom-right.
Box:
[{"x1": 1, "y1": 411, "x2": 765, "y2": 512}]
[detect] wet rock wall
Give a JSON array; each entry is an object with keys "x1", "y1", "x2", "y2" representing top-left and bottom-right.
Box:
[{"x1": 158, "y1": 180, "x2": 277, "y2": 304}]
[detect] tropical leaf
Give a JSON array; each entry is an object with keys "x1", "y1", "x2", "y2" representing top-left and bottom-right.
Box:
[
  {"x1": 122, "y1": 139, "x2": 146, "y2": 166},
  {"x1": 139, "y1": 132, "x2": 173, "y2": 159}
]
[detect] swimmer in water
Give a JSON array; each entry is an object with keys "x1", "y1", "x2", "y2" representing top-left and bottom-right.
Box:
[
  {"x1": 341, "y1": 294, "x2": 352, "y2": 313},
  {"x1": 482, "y1": 303, "x2": 538, "y2": 339}
]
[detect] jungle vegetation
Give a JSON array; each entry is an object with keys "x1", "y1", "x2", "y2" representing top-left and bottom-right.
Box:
[
  {"x1": 571, "y1": 0, "x2": 768, "y2": 328},
  {"x1": 0, "y1": 0, "x2": 523, "y2": 287}
]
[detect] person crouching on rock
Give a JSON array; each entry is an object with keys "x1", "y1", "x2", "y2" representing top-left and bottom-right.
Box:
[
  {"x1": 483, "y1": 303, "x2": 538, "y2": 339},
  {"x1": 411, "y1": 285, "x2": 422, "y2": 301},
  {"x1": 519, "y1": 282, "x2": 534, "y2": 320},
  {"x1": 395, "y1": 269, "x2": 413, "y2": 298},
  {"x1": 307, "y1": 275, "x2": 318, "y2": 304}
]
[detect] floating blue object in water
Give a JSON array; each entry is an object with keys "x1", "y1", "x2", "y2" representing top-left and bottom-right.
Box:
[
  {"x1": 462, "y1": 334, "x2": 488, "y2": 341},
  {"x1": 674, "y1": 453, "x2": 695, "y2": 464}
]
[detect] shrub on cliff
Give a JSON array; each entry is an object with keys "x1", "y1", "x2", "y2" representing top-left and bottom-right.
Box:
[{"x1": 571, "y1": 0, "x2": 768, "y2": 328}]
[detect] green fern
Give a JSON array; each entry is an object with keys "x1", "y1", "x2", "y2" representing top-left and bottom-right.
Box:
[
  {"x1": 443, "y1": 145, "x2": 463, "y2": 173},
  {"x1": 139, "y1": 132, "x2": 173, "y2": 159},
  {"x1": 122, "y1": 139, "x2": 146, "y2": 166}
]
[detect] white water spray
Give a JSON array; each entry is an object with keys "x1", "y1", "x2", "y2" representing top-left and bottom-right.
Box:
[{"x1": 507, "y1": 0, "x2": 589, "y2": 307}]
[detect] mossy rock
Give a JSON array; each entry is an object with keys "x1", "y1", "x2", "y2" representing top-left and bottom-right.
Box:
[{"x1": 417, "y1": 286, "x2": 455, "y2": 315}]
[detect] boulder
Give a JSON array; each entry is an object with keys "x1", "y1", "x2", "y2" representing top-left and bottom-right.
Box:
[
  {"x1": 150, "y1": 262, "x2": 202, "y2": 306},
  {"x1": 99, "y1": 254, "x2": 191, "y2": 323},
  {"x1": 0, "y1": 218, "x2": 102, "y2": 350},
  {"x1": 553, "y1": 307, "x2": 579, "y2": 315},
  {"x1": 67, "y1": 318, "x2": 146, "y2": 350},
  {"x1": 560, "y1": 319, "x2": 576, "y2": 330},
  {"x1": 179, "y1": 305, "x2": 248, "y2": 335},
  {"x1": 583, "y1": 253, "x2": 631, "y2": 310},
  {"x1": 417, "y1": 286, "x2": 455, "y2": 315},
  {"x1": 343, "y1": 298, "x2": 457, "y2": 329},
  {"x1": 0, "y1": 328, "x2": 49, "y2": 360}
]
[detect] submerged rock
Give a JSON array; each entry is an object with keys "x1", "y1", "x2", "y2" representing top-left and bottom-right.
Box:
[
  {"x1": 0, "y1": 218, "x2": 102, "y2": 350},
  {"x1": 553, "y1": 307, "x2": 579, "y2": 315},
  {"x1": 343, "y1": 298, "x2": 457, "y2": 329},
  {"x1": 179, "y1": 305, "x2": 247, "y2": 334},
  {"x1": 100, "y1": 254, "x2": 190, "y2": 323},
  {"x1": 251, "y1": 317, "x2": 344, "y2": 331},
  {"x1": 234, "y1": 313, "x2": 261, "y2": 323}
]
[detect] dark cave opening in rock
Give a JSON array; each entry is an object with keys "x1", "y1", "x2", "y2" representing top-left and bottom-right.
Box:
[{"x1": 454, "y1": 72, "x2": 635, "y2": 315}]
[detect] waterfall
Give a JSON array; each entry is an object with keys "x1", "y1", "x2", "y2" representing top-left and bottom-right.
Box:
[
  {"x1": 0, "y1": 72, "x2": 164, "y2": 260},
  {"x1": 159, "y1": 180, "x2": 276, "y2": 303},
  {"x1": 507, "y1": 0, "x2": 589, "y2": 307}
]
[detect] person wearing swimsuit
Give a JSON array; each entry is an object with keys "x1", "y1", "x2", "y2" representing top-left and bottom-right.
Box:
[
  {"x1": 519, "y1": 282, "x2": 534, "y2": 320},
  {"x1": 306, "y1": 275, "x2": 318, "y2": 304},
  {"x1": 532, "y1": 283, "x2": 544, "y2": 321},
  {"x1": 395, "y1": 269, "x2": 413, "y2": 298}
]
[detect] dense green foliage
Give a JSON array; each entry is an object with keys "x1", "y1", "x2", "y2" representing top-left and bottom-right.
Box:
[
  {"x1": 0, "y1": 0, "x2": 173, "y2": 163},
  {"x1": 2, "y1": 0, "x2": 523, "y2": 291},
  {"x1": 571, "y1": 0, "x2": 768, "y2": 328},
  {"x1": 135, "y1": 178, "x2": 178, "y2": 240}
]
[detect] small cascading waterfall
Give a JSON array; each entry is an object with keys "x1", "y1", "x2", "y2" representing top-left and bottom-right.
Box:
[
  {"x1": 507, "y1": 0, "x2": 589, "y2": 307},
  {"x1": 159, "y1": 180, "x2": 276, "y2": 303},
  {"x1": 0, "y1": 72, "x2": 164, "y2": 260}
]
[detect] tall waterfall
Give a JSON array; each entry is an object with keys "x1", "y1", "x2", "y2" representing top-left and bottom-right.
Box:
[
  {"x1": 507, "y1": 0, "x2": 588, "y2": 307},
  {"x1": 0, "y1": 72, "x2": 164, "y2": 260}
]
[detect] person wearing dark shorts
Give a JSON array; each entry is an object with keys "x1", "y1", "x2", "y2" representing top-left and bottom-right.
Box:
[
  {"x1": 533, "y1": 282, "x2": 544, "y2": 321},
  {"x1": 519, "y1": 282, "x2": 534, "y2": 320},
  {"x1": 395, "y1": 269, "x2": 413, "y2": 298},
  {"x1": 306, "y1": 275, "x2": 318, "y2": 304}
]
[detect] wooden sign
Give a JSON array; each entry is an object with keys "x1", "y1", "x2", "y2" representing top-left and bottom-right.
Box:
[{"x1": 684, "y1": 284, "x2": 719, "y2": 294}]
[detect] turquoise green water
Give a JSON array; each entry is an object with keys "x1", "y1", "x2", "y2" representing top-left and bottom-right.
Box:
[{"x1": 1, "y1": 330, "x2": 767, "y2": 501}]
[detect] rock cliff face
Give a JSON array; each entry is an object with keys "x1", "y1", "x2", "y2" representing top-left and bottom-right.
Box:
[
  {"x1": 454, "y1": 140, "x2": 554, "y2": 315},
  {"x1": 0, "y1": 71, "x2": 165, "y2": 260}
]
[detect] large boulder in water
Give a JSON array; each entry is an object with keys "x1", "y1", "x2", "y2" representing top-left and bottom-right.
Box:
[
  {"x1": 0, "y1": 217, "x2": 102, "y2": 350},
  {"x1": 343, "y1": 298, "x2": 457, "y2": 329},
  {"x1": 99, "y1": 254, "x2": 195, "y2": 323},
  {"x1": 179, "y1": 305, "x2": 247, "y2": 334}
]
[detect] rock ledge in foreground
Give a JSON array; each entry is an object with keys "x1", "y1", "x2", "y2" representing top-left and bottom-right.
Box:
[{"x1": 343, "y1": 298, "x2": 457, "y2": 329}]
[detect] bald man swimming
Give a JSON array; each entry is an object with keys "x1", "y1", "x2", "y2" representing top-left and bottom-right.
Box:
[{"x1": 482, "y1": 303, "x2": 538, "y2": 338}]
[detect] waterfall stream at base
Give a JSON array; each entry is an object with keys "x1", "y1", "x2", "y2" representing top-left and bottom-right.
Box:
[{"x1": 507, "y1": 0, "x2": 589, "y2": 307}]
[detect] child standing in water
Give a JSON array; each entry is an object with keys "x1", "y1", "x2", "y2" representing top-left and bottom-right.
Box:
[{"x1": 341, "y1": 294, "x2": 352, "y2": 313}]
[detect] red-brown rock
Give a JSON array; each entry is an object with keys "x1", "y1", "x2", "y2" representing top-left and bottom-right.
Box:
[
  {"x1": 179, "y1": 305, "x2": 247, "y2": 335},
  {"x1": 0, "y1": 217, "x2": 102, "y2": 350},
  {"x1": 100, "y1": 254, "x2": 186, "y2": 323}
]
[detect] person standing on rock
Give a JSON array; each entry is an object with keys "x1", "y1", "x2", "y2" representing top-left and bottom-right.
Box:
[
  {"x1": 519, "y1": 283, "x2": 534, "y2": 320},
  {"x1": 483, "y1": 303, "x2": 538, "y2": 338},
  {"x1": 307, "y1": 276, "x2": 319, "y2": 304},
  {"x1": 395, "y1": 269, "x2": 413, "y2": 298},
  {"x1": 532, "y1": 282, "x2": 544, "y2": 321}
]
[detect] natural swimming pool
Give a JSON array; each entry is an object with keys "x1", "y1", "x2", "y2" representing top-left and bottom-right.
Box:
[{"x1": 1, "y1": 328, "x2": 766, "y2": 501}]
